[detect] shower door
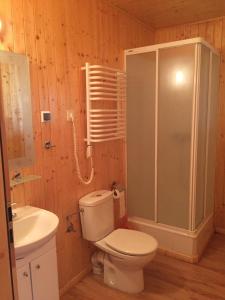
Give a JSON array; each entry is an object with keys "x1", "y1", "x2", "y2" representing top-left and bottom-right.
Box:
[
  {"x1": 204, "y1": 53, "x2": 219, "y2": 218},
  {"x1": 126, "y1": 52, "x2": 156, "y2": 220},
  {"x1": 157, "y1": 44, "x2": 195, "y2": 229}
]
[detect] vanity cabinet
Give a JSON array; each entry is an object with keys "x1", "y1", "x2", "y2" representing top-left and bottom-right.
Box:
[
  {"x1": 30, "y1": 248, "x2": 59, "y2": 300},
  {"x1": 16, "y1": 264, "x2": 33, "y2": 300},
  {"x1": 16, "y1": 237, "x2": 59, "y2": 300}
]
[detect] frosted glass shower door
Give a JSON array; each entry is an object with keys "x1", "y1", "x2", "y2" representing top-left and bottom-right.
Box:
[
  {"x1": 127, "y1": 52, "x2": 156, "y2": 220},
  {"x1": 157, "y1": 45, "x2": 196, "y2": 229},
  {"x1": 195, "y1": 45, "x2": 210, "y2": 228},
  {"x1": 205, "y1": 53, "x2": 220, "y2": 217}
]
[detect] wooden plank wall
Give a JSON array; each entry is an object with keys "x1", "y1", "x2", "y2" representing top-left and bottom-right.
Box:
[
  {"x1": 0, "y1": 0, "x2": 154, "y2": 290},
  {"x1": 155, "y1": 17, "x2": 225, "y2": 231}
]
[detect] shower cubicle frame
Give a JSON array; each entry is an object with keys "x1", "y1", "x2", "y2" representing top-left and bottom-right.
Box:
[{"x1": 124, "y1": 38, "x2": 219, "y2": 235}]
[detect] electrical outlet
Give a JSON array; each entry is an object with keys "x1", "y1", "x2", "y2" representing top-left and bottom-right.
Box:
[{"x1": 66, "y1": 110, "x2": 74, "y2": 121}]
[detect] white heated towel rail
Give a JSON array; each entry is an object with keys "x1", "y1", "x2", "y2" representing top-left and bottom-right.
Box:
[{"x1": 82, "y1": 63, "x2": 126, "y2": 147}]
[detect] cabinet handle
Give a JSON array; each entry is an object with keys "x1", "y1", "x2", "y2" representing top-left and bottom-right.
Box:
[
  {"x1": 36, "y1": 264, "x2": 40, "y2": 270},
  {"x1": 23, "y1": 272, "x2": 29, "y2": 277}
]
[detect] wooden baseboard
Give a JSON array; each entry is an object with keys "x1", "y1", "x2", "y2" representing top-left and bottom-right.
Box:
[
  {"x1": 59, "y1": 264, "x2": 92, "y2": 296},
  {"x1": 215, "y1": 227, "x2": 225, "y2": 235},
  {"x1": 157, "y1": 247, "x2": 197, "y2": 264}
]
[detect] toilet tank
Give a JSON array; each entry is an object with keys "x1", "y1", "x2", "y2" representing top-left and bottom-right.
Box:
[{"x1": 79, "y1": 190, "x2": 114, "y2": 242}]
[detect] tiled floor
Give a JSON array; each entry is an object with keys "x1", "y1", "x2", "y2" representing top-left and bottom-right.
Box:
[{"x1": 62, "y1": 233, "x2": 225, "y2": 300}]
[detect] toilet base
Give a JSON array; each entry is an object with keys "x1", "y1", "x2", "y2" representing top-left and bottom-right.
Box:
[{"x1": 103, "y1": 255, "x2": 144, "y2": 293}]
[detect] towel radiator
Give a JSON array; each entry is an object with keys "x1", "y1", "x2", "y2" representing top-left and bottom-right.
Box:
[{"x1": 82, "y1": 63, "x2": 126, "y2": 154}]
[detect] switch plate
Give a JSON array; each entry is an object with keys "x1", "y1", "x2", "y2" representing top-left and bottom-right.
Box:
[{"x1": 41, "y1": 111, "x2": 51, "y2": 122}]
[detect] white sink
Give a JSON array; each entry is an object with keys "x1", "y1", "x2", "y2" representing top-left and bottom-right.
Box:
[{"x1": 13, "y1": 206, "x2": 59, "y2": 258}]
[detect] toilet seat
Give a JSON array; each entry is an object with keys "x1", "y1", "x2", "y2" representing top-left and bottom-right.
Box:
[{"x1": 104, "y1": 229, "x2": 158, "y2": 256}]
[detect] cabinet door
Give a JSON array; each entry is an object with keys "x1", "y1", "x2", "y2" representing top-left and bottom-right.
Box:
[
  {"x1": 30, "y1": 247, "x2": 59, "y2": 300},
  {"x1": 16, "y1": 264, "x2": 32, "y2": 300}
]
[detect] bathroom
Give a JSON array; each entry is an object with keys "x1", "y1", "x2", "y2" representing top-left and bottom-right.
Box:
[{"x1": 0, "y1": 0, "x2": 225, "y2": 299}]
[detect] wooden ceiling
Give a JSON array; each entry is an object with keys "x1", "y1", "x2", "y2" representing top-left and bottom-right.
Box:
[{"x1": 110, "y1": 0, "x2": 225, "y2": 28}]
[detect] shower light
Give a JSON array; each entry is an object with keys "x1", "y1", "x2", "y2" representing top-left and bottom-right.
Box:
[{"x1": 175, "y1": 70, "x2": 185, "y2": 85}]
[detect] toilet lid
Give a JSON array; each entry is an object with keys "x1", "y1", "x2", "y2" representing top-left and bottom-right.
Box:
[{"x1": 105, "y1": 229, "x2": 158, "y2": 256}]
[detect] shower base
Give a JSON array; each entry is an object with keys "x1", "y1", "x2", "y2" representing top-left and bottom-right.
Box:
[{"x1": 128, "y1": 214, "x2": 214, "y2": 263}]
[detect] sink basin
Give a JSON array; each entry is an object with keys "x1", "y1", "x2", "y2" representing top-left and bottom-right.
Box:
[{"x1": 13, "y1": 206, "x2": 59, "y2": 258}]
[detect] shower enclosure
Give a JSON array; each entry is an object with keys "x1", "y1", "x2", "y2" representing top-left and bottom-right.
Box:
[{"x1": 125, "y1": 38, "x2": 219, "y2": 260}]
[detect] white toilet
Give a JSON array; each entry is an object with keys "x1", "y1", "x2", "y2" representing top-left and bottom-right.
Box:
[{"x1": 79, "y1": 190, "x2": 158, "y2": 293}]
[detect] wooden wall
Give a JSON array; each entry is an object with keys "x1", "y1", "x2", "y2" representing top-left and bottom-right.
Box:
[
  {"x1": 155, "y1": 17, "x2": 225, "y2": 231},
  {"x1": 0, "y1": 0, "x2": 154, "y2": 290},
  {"x1": 4, "y1": 0, "x2": 225, "y2": 293}
]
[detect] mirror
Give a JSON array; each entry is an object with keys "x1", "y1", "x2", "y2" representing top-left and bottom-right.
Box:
[{"x1": 0, "y1": 51, "x2": 34, "y2": 170}]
